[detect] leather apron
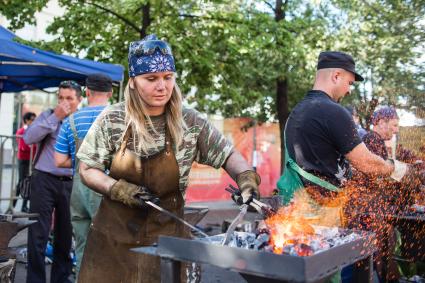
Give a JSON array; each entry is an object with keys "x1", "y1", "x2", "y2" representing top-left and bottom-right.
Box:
[{"x1": 78, "y1": 126, "x2": 187, "y2": 283}]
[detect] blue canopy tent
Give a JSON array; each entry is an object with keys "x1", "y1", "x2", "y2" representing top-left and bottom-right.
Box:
[{"x1": 0, "y1": 25, "x2": 124, "y2": 95}]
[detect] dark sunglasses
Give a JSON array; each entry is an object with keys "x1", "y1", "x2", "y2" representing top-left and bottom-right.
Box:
[
  {"x1": 59, "y1": 80, "x2": 81, "y2": 91},
  {"x1": 133, "y1": 40, "x2": 172, "y2": 56}
]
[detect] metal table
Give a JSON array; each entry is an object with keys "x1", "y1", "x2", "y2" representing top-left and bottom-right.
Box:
[{"x1": 133, "y1": 232, "x2": 376, "y2": 283}]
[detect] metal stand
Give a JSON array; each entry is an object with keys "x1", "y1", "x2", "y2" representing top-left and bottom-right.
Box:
[
  {"x1": 160, "y1": 255, "x2": 374, "y2": 283},
  {"x1": 351, "y1": 255, "x2": 374, "y2": 283},
  {"x1": 160, "y1": 258, "x2": 181, "y2": 283},
  {"x1": 134, "y1": 234, "x2": 376, "y2": 283}
]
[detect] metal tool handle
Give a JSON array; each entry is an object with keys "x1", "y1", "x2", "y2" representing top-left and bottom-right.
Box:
[
  {"x1": 251, "y1": 199, "x2": 276, "y2": 217},
  {"x1": 225, "y1": 184, "x2": 276, "y2": 217},
  {"x1": 145, "y1": 201, "x2": 211, "y2": 240}
]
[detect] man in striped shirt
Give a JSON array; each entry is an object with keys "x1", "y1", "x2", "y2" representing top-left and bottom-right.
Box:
[{"x1": 55, "y1": 73, "x2": 112, "y2": 276}]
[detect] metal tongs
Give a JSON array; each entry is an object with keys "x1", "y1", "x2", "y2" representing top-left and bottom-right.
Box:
[
  {"x1": 225, "y1": 184, "x2": 276, "y2": 217},
  {"x1": 142, "y1": 200, "x2": 211, "y2": 240},
  {"x1": 221, "y1": 184, "x2": 277, "y2": 246}
]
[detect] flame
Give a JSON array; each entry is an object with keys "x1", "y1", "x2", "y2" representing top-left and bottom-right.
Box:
[{"x1": 265, "y1": 203, "x2": 317, "y2": 254}]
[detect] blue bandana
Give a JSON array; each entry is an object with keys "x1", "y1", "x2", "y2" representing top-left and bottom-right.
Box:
[{"x1": 128, "y1": 34, "x2": 176, "y2": 77}]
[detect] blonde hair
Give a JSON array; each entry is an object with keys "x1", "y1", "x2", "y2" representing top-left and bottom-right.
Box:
[{"x1": 124, "y1": 81, "x2": 186, "y2": 153}]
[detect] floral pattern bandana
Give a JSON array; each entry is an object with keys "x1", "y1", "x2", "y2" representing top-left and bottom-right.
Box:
[
  {"x1": 372, "y1": 106, "x2": 399, "y2": 125},
  {"x1": 128, "y1": 34, "x2": 176, "y2": 77}
]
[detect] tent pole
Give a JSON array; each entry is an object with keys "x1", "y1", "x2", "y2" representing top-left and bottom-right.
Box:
[
  {"x1": 118, "y1": 81, "x2": 123, "y2": 102},
  {"x1": 16, "y1": 93, "x2": 22, "y2": 131}
]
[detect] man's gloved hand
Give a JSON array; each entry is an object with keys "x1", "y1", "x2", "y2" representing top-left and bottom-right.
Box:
[
  {"x1": 389, "y1": 159, "x2": 408, "y2": 182},
  {"x1": 109, "y1": 179, "x2": 159, "y2": 208},
  {"x1": 233, "y1": 170, "x2": 261, "y2": 205}
]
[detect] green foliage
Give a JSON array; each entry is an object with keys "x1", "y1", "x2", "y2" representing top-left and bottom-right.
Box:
[
  {"x1": 332, "y1": 0, "x2": 425, "y2": 115},
  {"x1": 0, "y1": 0, "x2": 49, "y2": 29},
  {"x1": 1, "y1": 0, "x2": 423, "y2": 121},
  {"x1": 0, "y1": 0, "x2": 328, "y2": 123}
]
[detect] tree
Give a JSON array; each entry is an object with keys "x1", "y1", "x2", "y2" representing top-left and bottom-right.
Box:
[
  {"x1": 2, "y1": 0, "x2": 332, "y2": 170},
  {"x1": 4, "y1": 1, "x2": 422, "y2": 171},
  {"x1": 331, "y1": 0, "x2": 425, "y2": 127}
]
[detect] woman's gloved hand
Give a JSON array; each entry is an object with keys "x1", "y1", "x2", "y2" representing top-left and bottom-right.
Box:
[
  {"x1": 234, "y1": 170, "x2": 261, "y2": 205},
  {"x1": 109, "y1": 179, "x2": 159, "y2": 208}
]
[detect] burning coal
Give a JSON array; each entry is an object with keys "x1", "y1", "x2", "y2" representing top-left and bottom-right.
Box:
[{"x1": 207, "y1": 227, "x2": 361, "y2": 257}]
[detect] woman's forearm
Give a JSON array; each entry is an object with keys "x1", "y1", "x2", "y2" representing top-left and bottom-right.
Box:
[
  {"x1": 223, "y1": 150, "x2": 253, "y2": 180},
  {"x1": 79, "y1": 162, "x2": 117, "y2": 196}
]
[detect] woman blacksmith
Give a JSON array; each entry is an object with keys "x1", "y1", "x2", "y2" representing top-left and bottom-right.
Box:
[{"x1": 76, "y1": 34, "x2": 260, "y2": 282}]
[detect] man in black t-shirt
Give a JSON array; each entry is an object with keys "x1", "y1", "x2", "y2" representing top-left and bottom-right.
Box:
[
  {"x1": 278, "y1": 51, "x2": 413, "y2": 219},
  {"x1": 277, "y1": 51, "x2": 418, "y2": 282},
  {"x1": 285, "y1": 89, "x2": 361, "y2": 187}
]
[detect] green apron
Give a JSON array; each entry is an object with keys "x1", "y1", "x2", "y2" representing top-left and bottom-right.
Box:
[
  {"x1": 277, "y1": 122, "x2": 341, "y2": 205},
  {"x1": 276, "y1": 122, "x2": 344, "y2": 283},
  {"x1": 69, "y1": 115, "x2": 102, "y2": 277}
]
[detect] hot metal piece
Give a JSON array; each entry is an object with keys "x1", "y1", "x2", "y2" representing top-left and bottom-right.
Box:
[{"x1": 222, "y1": 204, "x2": 248, "y2": 246}]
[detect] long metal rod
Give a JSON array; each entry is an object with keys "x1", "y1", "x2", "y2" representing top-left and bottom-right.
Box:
[{"x1": 145, "y1": 201, "x2": 211, "y2": 240}]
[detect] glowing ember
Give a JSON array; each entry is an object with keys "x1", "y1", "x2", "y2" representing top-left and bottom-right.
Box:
[
  {"x1": 205, "y1": 228, "x2": 360, "y2": 257},
  {"x1": 265, "y1": 202, "x2": 318, "y2": 254}
]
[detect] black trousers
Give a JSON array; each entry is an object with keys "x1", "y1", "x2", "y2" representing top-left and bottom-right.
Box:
[
  {"x1": 13, "y1": 159, "x2": 30, "y2": 209},
  {"x1": 27, "y1": 170, "x2": 73, "y2": 283}
]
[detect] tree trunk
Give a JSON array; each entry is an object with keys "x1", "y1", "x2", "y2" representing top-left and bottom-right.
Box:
[
  {"x1": 276, "y1": 78, "x2": 289, "y2": 173},
  {"x1": 275, "y1": 0, "x2": 288, "y2": 173},
  {"x1": 365, "y1": 98, "x2": 378, "y2": 131},
  {"x1": 275, "y1": 0, "x2": 284, "y2": 21},
  {"x1": 140, "y1": 2, "x2": 151, "y2": 38}
]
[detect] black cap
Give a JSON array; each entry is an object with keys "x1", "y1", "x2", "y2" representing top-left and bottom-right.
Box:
[
  {"x1": 86, "y1": 73, "x2": 113, "y2": 92},
  {"x1": 317, "y1": 51, "x2": 364, "y2": 81}
]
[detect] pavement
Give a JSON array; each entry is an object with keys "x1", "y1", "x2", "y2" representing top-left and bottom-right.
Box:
[{"x1": 8, "y1": 200, "x2": 261, "y2": 283}]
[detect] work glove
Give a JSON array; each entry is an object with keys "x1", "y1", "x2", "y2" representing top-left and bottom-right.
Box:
[
  {"x1": 389, "y1": 160, "x2": 424, "y2": 185},
  {"x1": 232, "y1": 170, "x2": 261, "y2": 205},
  {"x1": 109, "y1": 179, "x2": 159, "y2": 208},
  {"x1": 388, "y1": 159, "x2": 408, "y2": 182}
]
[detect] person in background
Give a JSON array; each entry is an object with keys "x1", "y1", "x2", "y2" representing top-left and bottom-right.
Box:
[
  {"x1": 24, "y1": 81, "x2": 82, "y2": 283},
  {"x1": 364, "y1": 106, "x2": 423, "y2": 164},
  {"x1": 54, "y1": 73, "x2": 113, "y2": 276},
  {"x1": 76, "y1": 34, "x2": 260, "y2": 283},
  {"x1": 14, "y1": 112, "x2": 36, "y2": 212},
  {"x1": 345, "y1": 105, "x2": 367, "y2": 138},
  {"x1": 362, "y1": 106, "x2": 425, "y2": 280},
  {"x1": 363, "y1": 106, "x2": 400, "y2": 160}
]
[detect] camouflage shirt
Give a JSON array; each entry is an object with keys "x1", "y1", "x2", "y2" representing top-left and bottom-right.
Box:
[{"x1": 77, "y1": 102, "x2": 234, "y2": 193}]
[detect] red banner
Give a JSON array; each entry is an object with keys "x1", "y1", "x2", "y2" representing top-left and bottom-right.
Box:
[{"x1": 186, "y1": 118, "x2": 281, "y2": 203}]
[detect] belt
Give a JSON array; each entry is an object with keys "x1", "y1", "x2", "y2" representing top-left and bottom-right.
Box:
[{"x1": 35, "y1": 169, "x2": 73, "y2": 181}]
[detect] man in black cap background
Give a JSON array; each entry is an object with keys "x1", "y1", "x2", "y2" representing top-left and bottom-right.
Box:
[{"x1": 54, "y1": 73, "x2": 112, "y2": 276}]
